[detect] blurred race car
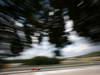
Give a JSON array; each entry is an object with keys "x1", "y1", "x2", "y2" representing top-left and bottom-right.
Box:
[{"x1": 32, "y1": 68, "x2": 41, "y2": 71}]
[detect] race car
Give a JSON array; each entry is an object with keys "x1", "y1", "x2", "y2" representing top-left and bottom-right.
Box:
[{"x1": 32, "y1": 68, "x2": 41, "y2": 71}]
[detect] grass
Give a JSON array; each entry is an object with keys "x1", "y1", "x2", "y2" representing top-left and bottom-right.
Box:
[
  {"x1": 2, "y1": 60, "x2": 100, "y2": 72},
  {"x1": 2, "y1": 52, "x2": 100, "y2": 72},
  {"x1": 76, "y1": 51, "x2": 100, "y2": 58}
]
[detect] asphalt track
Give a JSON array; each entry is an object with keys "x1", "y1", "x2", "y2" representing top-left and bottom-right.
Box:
[{"x1": 1, "y1": 65, "x2": 100, "y2": 75}]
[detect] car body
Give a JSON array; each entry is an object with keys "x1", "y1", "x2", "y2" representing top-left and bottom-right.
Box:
[{"x1": 32, "y1": 68, "x2": 41, "y2": 71}]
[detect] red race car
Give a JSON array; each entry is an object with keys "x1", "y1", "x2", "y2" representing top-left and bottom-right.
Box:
[{"x1": 32, "y1": 68, "x2": 41, "y2": 71}]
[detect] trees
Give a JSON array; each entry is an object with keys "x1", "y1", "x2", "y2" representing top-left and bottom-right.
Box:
[
  {"x1": 50, "y1": 0, "x2": 100, "y2": 42},
  {"x1": 24, "y1": 56, "x2": 60, "y2": 65},
  {"x1": 48, "y1": 9, "x2": 71, "y2": 47},
  {"x1": 1, "y1": 0, "x2": 100, "y2": 57},
  {"x1": 0, "y1": 0, "x2": 72, "y2": 57},
  {"x1": 72, "y1": 0, "x2": 100, "y2": 42},
  {"x1": 0, "y1": 0, "x2": 41, "y2": 55}
]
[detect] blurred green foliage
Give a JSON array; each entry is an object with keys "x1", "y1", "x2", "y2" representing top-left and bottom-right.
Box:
[
  {"x1": 25, "y1": 56, "x2": 60, "y2": 65},
  {"x1": 5, "y1": 56, "x2": 60, "y2": 65}
]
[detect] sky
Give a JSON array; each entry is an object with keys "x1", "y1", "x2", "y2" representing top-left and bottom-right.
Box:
[{"x1": 5, "y1": 20, "x2": 100, "y2": 60}]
